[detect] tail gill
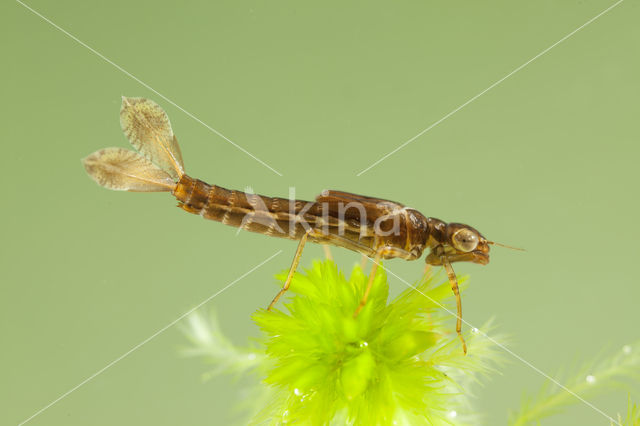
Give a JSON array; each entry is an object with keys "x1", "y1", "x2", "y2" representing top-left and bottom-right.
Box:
[{"x1": 83, "y1": 97, "x2": 185, "y2": 192}]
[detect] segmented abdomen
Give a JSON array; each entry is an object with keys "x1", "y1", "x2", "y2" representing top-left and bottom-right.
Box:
[
  {"x1": 173, "y1": 175, "x2": 328, "y2": 241},
  {"x1": 172, "y1": 175, "x2": 426, "y2": 260}
]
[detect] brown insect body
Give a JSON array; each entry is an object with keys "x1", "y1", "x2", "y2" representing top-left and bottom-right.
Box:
[
  {"x1": 84, "y1": 97, "x2": 502, "y2": 355},
  {"x1": 173, "y1": 174, "x2": 489, "y2": 266}
]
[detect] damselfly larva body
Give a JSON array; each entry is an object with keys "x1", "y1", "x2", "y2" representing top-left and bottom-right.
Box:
[{"x1": 84, "y1": 97, "x2": 509, "y2": 354}]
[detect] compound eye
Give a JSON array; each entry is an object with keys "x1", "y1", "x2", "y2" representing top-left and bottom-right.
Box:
[{"x1": 452, "y1": 228, "x2": 479, "y2": 252}]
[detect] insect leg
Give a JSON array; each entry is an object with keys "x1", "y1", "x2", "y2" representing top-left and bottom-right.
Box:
[
  {"x1": 359, "y1": 254, "x2": 368, "y2": 271},
  {"x1": 442, "y1": 256, "x2": 467, "y2": 354},
  {"x1": 267, "y1": 230, "x2": 311, "y2": 311},
  {"x1": 353, "y1": 248, "x2": 385, "y2": 317},
  {"x1": 422, "y1": 263, "x2": 433, "y2": 282},
  {"x1": 322, "y1": 244, "x2": 333, "y2": 261}
]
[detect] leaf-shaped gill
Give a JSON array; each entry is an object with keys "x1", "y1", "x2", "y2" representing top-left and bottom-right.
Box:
[
  {"x1": 83, "y1": 147, "x2": 175, "y2": 192},
  {"x1": 120, "y1": 97, "x2": 185, "y2": 179}
]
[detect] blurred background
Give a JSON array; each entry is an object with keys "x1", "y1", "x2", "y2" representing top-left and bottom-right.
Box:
[{"x1": 2, "y1": 0, "x2": 639, "y2": 424}]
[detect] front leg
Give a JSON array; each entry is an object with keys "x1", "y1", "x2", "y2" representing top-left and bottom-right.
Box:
[{"x1": 441, "y1": 255, "x2": 467, "y2": 355}]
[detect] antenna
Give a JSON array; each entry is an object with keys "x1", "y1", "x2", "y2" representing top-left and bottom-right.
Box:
[{"x1": 488, "y1": 241, "x2": 525, "y2": 251}]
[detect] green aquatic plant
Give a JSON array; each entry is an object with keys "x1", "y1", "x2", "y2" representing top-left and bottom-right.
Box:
[
  {"x1": 613, "y1": 395, "x2": 640, "y2": 426},
  {"x1": 183, "y1": 259, "x2": 504, "y2": 425},
  {"x1": 509, "y1": 342, "x2": 640, "y2": 426}
]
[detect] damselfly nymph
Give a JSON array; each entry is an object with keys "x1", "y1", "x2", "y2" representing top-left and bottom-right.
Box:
[{"x1": 83, "y1": 97, "x2": 520, "y2": 354}]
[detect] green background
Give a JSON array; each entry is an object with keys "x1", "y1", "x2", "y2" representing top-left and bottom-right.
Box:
[{"x1": 2, "y1": 0, "x2": 639, "y2": 424}]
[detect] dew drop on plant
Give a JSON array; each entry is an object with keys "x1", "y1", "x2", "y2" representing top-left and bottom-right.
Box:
[
  {"x1": 471, "y1": 327, "x2": 479, "y2": 334},
  {"x1": 586, "y1": 375, "x2": 596, "y2": 384},
  {"x1": 623, "y1": 345, "x2": 632, "y2": 355},
  {"x1": 294, "y1": 388, "x2": 302, "y2": 396},
  {"x1": 449, "y1": 410, "x2": 458, "y2": 418}
]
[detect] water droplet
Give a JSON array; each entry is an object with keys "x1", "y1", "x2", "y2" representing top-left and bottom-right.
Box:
[
  {"x1": 623, "y1": 345, "x2": 632, "y2": 355},
  {"x1": 449, "y1": 410, "x2": 458, "y2": 418},
  {"x1": 586, "y1": 375, "x2": 596, "y2": 384},
  {"x1": 282, "y1": 410, "x2": 290, "y2": 423},
  {"x1": 294, "y1": 388, "x2": 302, "y2": 396},
  {"x1": 359, "y1": 341, "x2": 369, "y2": 348},
  {"x1": 471, "y1": 327, "x2": 479, "y2": 334}
]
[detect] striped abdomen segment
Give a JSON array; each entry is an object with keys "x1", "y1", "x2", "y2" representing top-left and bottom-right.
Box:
[
  {"x1": 173, "y1": 174, "x2": 329, "y2": 241},
  {"x1": 172, "y1": 175, "x2": 429, "y2": 259}
]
